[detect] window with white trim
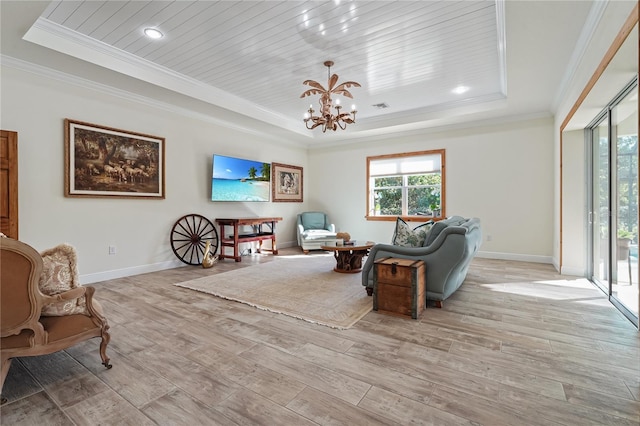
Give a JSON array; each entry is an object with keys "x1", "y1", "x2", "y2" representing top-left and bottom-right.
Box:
[{"x1": 366, "y1": 149, "x2": 445, "y2": 221}]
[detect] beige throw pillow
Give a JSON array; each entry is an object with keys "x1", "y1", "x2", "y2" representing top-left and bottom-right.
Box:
[{"x1": 39, "y1": 244, "x2": 88, "y2": 316}]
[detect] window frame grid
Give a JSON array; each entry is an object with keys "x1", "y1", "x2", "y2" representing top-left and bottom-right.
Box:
[{"x1": 366, "y1": 149, "x2": 446, "y2": 222}]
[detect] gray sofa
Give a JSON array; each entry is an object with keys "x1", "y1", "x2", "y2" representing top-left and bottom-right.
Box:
[{"x1": 362, "y1": 216, "x2": 482, "y2": 306}]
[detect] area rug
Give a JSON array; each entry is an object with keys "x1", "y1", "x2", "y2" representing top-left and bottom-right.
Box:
[{"x1": 174, "y1": 255, "x2": 372, "y2": 329}]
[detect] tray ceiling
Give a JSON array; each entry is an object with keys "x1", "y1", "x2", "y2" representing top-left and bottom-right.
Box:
[{"x1": 5, "y1": 1, "x2": 598, "y2": 144}]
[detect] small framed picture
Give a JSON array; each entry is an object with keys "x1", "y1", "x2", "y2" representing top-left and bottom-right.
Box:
[
  {"x1": 272, "y1": 162, "x2": 303, "y2": 202},
  {"x1": 64, "y1": 119, "x2": 165, "y2": 199}
]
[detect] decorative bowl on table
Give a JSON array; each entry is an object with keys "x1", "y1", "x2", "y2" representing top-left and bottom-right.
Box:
[{"x1": 336, "y1": 232, "x2": 351, "y2": 241}]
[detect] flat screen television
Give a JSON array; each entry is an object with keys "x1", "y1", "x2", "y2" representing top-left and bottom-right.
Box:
[{"x1": 211, "y1": 154, "x2": 270, "y2": 201}]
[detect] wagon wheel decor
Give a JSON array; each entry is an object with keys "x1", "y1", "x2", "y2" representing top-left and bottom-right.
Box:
[{"x1": 170, "y1": 214, "x2": 219, "y2": 265}]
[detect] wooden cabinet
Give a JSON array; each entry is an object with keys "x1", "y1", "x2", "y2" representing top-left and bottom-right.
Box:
[
  {"x1": 373, "y1": 258, "x2": 425, "y2": 319},
  {"x1": 0, "y1": 130, "x2": 18, "y2": 239}
]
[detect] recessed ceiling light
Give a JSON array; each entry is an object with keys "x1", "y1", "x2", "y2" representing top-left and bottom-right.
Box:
[
  {"x1": 452, "y1": 85, "x2": 469, "y2": 95},
  {"x1": 144, "y1": 28, "x2": 163, "y2": 39}
]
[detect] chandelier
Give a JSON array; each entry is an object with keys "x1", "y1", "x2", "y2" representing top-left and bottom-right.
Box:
[{"x1": 300, "y1": 61, "x2": 361, "y2": 132}]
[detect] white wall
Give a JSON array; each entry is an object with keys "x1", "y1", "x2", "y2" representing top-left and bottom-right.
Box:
[
  {"x1": 6, "y1": 2, "x2": 634, "y2": 283},
  {"x1": 554, "y1": 1, "x2": 637, "y2": 275},
  {"x1": 1, "y1": 65, "x2": 308, "y2": 283},
  {"x1": 561, "y1": 129, "x2": 587, "y2": 275},
  {"x1": 307, "y1": 116, "x2": 555, "y2": 263}
]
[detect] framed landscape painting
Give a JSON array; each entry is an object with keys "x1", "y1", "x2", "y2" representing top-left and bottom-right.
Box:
[
  {"x1": 272, "y1": 162, "x2": 303, "y2": 202},
  {"x1": 64, "y1": 119, "x2": 165, "y2": 199}
]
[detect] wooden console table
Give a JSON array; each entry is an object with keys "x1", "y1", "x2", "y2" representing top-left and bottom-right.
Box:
[{"x1": 215, "y1": 217, "x2": 282, "y2": 262}]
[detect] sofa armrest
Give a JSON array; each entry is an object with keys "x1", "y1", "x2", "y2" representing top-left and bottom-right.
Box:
[
  {"x1": 361, "y1": 226, "x2": 469, "y2": 288},
  {"x1": 328, "y1": 223, "x2": 336, "y2": 232}
]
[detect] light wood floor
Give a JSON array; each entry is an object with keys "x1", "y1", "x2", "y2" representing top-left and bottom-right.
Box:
[{"x1": 2, "y1": 249, "x2": 639, "y2": 425}]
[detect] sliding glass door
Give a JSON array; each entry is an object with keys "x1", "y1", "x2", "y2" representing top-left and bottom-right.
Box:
[
  {"x1": 589, "y1": 79, "x2": 639, "y2": 326},
  {"x1": 592, "y1": 118, "x2": 610, "y2": 293}
]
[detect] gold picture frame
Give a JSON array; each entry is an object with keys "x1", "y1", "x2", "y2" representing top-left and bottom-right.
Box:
[
  {"x1": 271, "y1": 162, "x2": 303, "y2": 202},
  {"x1": 64, "y1": 119, "x2": 165, "y2": 199}
]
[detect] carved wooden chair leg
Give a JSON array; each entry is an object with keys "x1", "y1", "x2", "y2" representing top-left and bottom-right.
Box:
[
  {"x1": 99, "y1": 329, "x2": 112, "y2": 369},
  {"x1": 0, "y1": 357, "x2": 13, "y2": 405}
]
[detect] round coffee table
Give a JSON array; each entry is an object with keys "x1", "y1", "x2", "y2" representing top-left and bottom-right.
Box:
[{"x1": 321, "y1": 241, "x2": 375, "y2": 273}]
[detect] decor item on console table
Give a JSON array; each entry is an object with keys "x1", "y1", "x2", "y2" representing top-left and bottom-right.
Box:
[
  {"x1": 336, "y1": 232, "x2": 351, "y2": 242},
  {"x1": 215, "y1": 217, "x2": 282, "y2": 262}
]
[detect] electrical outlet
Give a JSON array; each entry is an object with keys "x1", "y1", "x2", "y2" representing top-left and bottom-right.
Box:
[
  {"x1": 108, "y1": 245, "x2": 117, "y2": 255},
  {"x1": 486, "y1": 235, "x2": 492, "y2": 242}
]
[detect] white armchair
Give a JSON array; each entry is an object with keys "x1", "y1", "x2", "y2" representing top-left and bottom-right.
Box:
[{"x1": 296, "y1": 212, "x2": 337, "y2": 253}]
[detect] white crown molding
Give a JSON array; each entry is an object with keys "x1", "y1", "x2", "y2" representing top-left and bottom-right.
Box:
[
  {"x1": 1, "y1": 52, "x2": 553, "y2": 151},
  {"x1": 20, "y1": 16, "x2": 516, "y2": 144},
  {"x1": 0, "y1": 54, "x2": 304, "y2": 147},
  {"x1": 309, "y1": 108, "x2": 551, "y2": 150},
  {"x1": 360, "y1": 92, "x2": 508, "y2": 127},
  {"x1": 551, "y1": 0, "x2": 609, "y2": 111},
  {"x1": 495, "y1": 0, "x2": 508, "y2": 96},
  {"x1": 22, "y1": 17, "x2": 311, "y2": 138}
]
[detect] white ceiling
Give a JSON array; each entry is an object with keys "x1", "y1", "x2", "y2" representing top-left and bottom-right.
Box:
[{"x1": 1, "y1": 1, "x2": 600, "y2": 146}]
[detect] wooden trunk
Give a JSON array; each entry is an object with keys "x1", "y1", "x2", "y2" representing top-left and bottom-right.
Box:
[{"x1": 373, "y1": 258, "x2": 425, "y2": 319}]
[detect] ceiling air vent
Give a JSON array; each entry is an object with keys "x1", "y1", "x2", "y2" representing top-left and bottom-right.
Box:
[{"x1": 372, "y1": 102, "x2": 389, "y2": 109}]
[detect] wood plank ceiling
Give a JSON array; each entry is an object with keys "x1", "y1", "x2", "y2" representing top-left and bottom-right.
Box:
[{"x1": 27, "y1": 0, "x2": 505, "y2": 138}]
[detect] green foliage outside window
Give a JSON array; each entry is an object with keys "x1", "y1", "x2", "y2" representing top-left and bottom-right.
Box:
[
  {"x1": 368, "y1": 149, "x2": 445, "y2": 219},
  {"x1": 373, "y1": 173, "x2": 441, "y2": 216},
  {"x1": 598, "y1": 135, "x2": 638, "y2": 242},
  {"x1": 617, "y1": 135, "x2": 638, "y2": 241}
]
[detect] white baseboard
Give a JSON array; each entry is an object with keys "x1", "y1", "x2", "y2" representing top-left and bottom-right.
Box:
[
  {"x1": 84, "y1": 245, "x2": 558, "y2": 285},
  {"x1": 81, "y1": 240, "x2": 300, "y2": 284},
  {"x1": 559, "y1": 266, "x2": 586, "y2": 276},
  {"x1": 278, "y1": 240, "x2": 297, "y2": 249},
  {"x1": 476, "y1": 250, "x2": 554, "y2": 264},
  {"x1": 477, "y1": 252, "x2": 585, "y2": 276},
  {"x1": 80, "y1": 260, "x2": 185, "y2": 284}
]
